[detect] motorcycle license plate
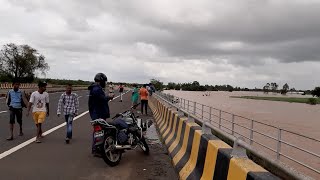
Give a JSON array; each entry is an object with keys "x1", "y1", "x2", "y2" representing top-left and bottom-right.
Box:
[{"x1": 94, "y1": 131, "x2": 104, "y2": 137}]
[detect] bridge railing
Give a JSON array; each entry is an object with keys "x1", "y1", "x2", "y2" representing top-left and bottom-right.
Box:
[{"x1": 156, "y1": 92, "x2": 320, "y2": 179}]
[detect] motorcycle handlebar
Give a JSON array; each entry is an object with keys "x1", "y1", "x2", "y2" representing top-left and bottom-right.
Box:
[{"x1": 111, "y1": 103, "x2": 141, "y2": 119}]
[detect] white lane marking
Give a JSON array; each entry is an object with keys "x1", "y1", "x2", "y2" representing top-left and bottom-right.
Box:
[
  {"x1": 0, "y1": 111, "x2": 88, "y2": 160},
  {"x1": 0, "y1": 90, "x2": 130, "y2": 160},
  {"x1": 0, "y1": 111, "x2": 7, "y2": 114}
]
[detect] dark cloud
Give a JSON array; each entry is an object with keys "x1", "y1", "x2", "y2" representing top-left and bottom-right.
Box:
[{"x1": 0, "y1": 0, "x2": 320, "y2": 89}]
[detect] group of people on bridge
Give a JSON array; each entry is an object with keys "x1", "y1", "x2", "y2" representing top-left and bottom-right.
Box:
[{"x1": 4, "y1": 73, "x2": 155, "y2": 155}]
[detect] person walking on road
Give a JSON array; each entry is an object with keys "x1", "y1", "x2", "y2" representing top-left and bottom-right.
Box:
[
  {"x1": 6, "y1": 80, "x2": 27, "y2": 140},
  {"x1": 88, "y1": 73, "x2": 114, "y2": 155},
  {"x1": 57, "y1": 84, "x2": 79, "y2": 144},
  {"x1": 108, "y1": 82, "x2": 115, "y2": 97},
  {"x1": 139, "y1": 84, "x2": 149, "y2": 115},
  {"x1": 119, "y1": 83, "x2": 124, "y2": 102},
  {"x1": 131, "y1": 84, "x2": 139, "y2": 108},
  {"x1": 27, "y1": 81, "x2": 49, "y2": 143}
]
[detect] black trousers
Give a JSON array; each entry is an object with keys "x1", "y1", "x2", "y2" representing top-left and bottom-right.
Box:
[
  {"x1": 9, "y1": 108, "x2": 23, "y2": 125},
  {"x1": 141, "y1": 100, "x2": 148, "y2": 115}
]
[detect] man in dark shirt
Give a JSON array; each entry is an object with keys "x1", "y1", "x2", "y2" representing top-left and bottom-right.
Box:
[{"x1": 88, "y1": 73, "x2": 114, "y2": 154}]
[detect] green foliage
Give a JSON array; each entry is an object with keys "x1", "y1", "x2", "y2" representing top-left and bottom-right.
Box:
[
  {"x1": 167, "y1": 82, "x2": 176, "y2": 90},
  {"x1": 150, "y1": 79, "x2": 163, "y2": 91},
  {"x1": 0, "y1": 43, "x2": 49, "y2": 82},
  {"x1": 164, "y1": 81, "x2": 234, "y2": 92},
  {"x1": 281, "y1": 83, "x2": 289, "y2": 95},
  {"x1": 311, "y1": 87, "x2": 320, "y2": 97},
  {"x1": 263, "y1": 83, "x2": 270, "y2": 94},
  {"x1": 35, "y1": 78, "x2": 92, "y2": 86},
  {"x1": 308, "y1": 98, "x2": 317, "y2": 105},
  {"x1": 232, "y1": 96, "x2": 320, "y2": 104}
]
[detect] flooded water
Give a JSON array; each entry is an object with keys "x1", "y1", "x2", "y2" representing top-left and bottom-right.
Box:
[{"x1": 164, "y1": 90, "x2": 320, "y2": 179}]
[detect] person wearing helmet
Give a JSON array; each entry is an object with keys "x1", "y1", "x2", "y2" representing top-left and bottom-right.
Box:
[
  {"x1": 88, "y1": 73, "x2": 114, "y2": 120},
  {"x1": 88, "y1": 73, "x2": 114, "y2": 155}
]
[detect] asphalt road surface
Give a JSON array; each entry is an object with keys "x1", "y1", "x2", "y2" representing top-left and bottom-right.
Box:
[{"x1": 0, "y1": 90, "x2": 178, "y2": 180}]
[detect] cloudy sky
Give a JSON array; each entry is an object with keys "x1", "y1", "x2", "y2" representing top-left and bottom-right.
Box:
[{"x1": 0, "y1": 0, "x2": 319, "y2": 89}]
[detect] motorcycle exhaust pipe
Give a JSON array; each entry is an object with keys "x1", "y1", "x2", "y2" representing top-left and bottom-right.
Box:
[{"x1": 115, "y1": 145, "x2": 132, "y2": 150}]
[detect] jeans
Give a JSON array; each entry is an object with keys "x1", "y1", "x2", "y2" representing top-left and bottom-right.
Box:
[
  {"x1": 141, "y1": 100, "x2": 148, "y2": 115},
  {"x1": 65, "y1": 115, "x2": 73, "y2": 139}
]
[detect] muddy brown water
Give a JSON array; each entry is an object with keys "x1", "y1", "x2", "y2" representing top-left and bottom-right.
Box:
[{"x1": 164, "y1": 90, "x2": 320, "y2": 179}]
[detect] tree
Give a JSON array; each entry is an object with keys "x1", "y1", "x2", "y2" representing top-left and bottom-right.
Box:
[
  {"x1": 271, "y1": 82, "x2": 278, "y2": 93},
  {"x1": 290, "y1": 88, "x2": 296, "y2": 92},
  {"x1": 167, "y1": 82, "x2": 176, "y2": 90},
  {"x1": 150, "y1": 79, "x2": 163, "y2": 91},
  {"x1": 311, "y1": 87, "x2": 320, "y2": 97},
  {"x1": 263, "y1": 83, "x2": 270, "y2": 94},
  {"x1": 281, "y1": 83, "x2": 289, "y2": 95},
  {"x1": 0, "y1": 43, "x2": 49, "y2": 82}
]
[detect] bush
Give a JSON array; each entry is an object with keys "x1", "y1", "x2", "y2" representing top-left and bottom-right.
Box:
[
  {"x1": 308, "y1": 98, "x2": 317, "y2": 105},
  {"x1": 311, "y1": 87, "x2": 320, "y2": 97}
]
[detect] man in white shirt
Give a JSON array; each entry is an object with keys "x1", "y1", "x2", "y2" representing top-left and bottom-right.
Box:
[
  {"x1": 27, "y1": 81, "x2": 50, "y2": 143},
  {"x1": 108, "y1": 82, "x2": 115, "y2": 97}
]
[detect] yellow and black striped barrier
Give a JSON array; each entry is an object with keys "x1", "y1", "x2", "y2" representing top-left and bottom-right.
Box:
[{"x1": 149, "y1": 98, "x2": 280, "y2": 180}]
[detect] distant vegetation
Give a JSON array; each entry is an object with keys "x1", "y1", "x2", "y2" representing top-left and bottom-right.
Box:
[
  {"x1": 231, "y1": 96, "x2": 320, "y2": 105},
  {"x1": 165, "y1": 81, "x2": 319, "y2": 98},
  {"x1": 311, "y1": 87, "x2": 320, "y2": 97},
  {"x1": 166, "y1": 81, "x2": 235, "y2": 91}
]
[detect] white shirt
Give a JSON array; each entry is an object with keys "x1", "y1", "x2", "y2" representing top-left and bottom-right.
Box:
[
  {"x1": 29, "y1": 91, "x2": 49, "y2": 112},
  {"x1": 108, "y1": 84, "x2": 114, "y2": 93}
]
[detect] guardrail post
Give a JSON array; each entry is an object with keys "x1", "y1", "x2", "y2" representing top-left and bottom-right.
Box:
[
  {"x1": 202, "y1": 121, "x2": 211, "y2": 134},
  {"x1": 183, "y1": 99, "x2": 186, "y2": 110},
  {"x1": 201, "y1": 104, "x2": 204, "y2": 120},
  {"x1": 232, "y1": 114, "x2": 235, "y2": 135},
  {"x1": 277, "y1": 128, "x2": 282, "y2": 160},
  {"x1": 187, "y1": 100, "x2": 190, "y2": 113},
  {"x1": 193, "y1": 102, "x2": 196, "y2": 115},
  {"x1": 250, "y1": 120, "x2": 254, "y2": 145},
  {"x1": 219, "y1": 110, "x2": 222, "y2": 129},
  {"x1": 209, "y1": 107, "x2": 212, "y2": 122},
  {"x1": 231, "y1": 137, "x2": 248, "y2": 158}
]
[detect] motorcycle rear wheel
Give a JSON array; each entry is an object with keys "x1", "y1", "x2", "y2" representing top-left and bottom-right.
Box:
[
  {"x1": 139, "y1": 136, "x2": 150, "y2": 155},
  {"x1": 102, "y1": 136, "x2": 122, "y2": 166}
]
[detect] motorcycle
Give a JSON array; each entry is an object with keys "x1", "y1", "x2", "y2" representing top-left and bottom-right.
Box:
[{"x1": 90, "y1": 104, "x2": 150, "y2": 166}]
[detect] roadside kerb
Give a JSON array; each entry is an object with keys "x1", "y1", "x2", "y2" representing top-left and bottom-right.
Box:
[{"x1": 149, "y1": 97, "x2": 280, "y2": 180}]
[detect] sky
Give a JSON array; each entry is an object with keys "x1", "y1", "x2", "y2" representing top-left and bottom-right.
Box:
[{"x1": 0, "y1": 0, "x2": 319, "y2": 89}]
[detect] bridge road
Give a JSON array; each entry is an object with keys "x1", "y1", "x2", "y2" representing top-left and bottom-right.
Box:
[
  {"x1": 0, "y1": 90, "x2": 178, "y2": 180},
  {"x1": 0, "y1": 90, "x2": 92, "y2": 154}
]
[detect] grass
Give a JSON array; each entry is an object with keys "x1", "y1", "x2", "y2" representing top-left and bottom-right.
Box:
[{"x1": 231, "y1": 96, "x2": 320, "y2": 104}]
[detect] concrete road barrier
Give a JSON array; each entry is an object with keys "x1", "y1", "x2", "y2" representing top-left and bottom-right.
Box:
[{"x1": 149, "y1": 97, "x2": 280, "y2": 180}]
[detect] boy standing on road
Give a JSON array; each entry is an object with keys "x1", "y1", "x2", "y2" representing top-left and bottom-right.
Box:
[
  {"x1": 119, "y1": 83, "x2": 124, "y2": 102},
  {"x1": 27, "y1": 81, "x2": 49, "y2": 143},
  {"x1": 6, "y1": 80, "x2": 27, "y2": 140},
  {"x1": 108, "y1": 82, "x2": 115, "y2": 97},
  {"x1": 57, "y1": 84, "x2": 79, "y2": 144},
  {"x1": 139, "y1": 84, "x2": 149, "y2": 115}
]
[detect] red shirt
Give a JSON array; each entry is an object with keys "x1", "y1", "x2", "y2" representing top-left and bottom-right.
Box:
[{"x1": 139, "y1": 88, "x2": 149, "y2": 100}]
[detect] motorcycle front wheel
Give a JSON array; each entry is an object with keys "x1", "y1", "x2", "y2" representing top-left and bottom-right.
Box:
[
  {"x1": 102, "y1": 136, "x2": 122, "y2": 166},
  {"x1": 139, "y1": 136, "x2": 150, "y2": 155}
]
